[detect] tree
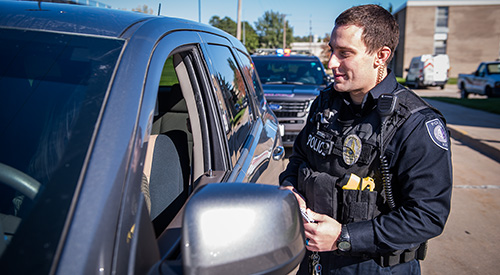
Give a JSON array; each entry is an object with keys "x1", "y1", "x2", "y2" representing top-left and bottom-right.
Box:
[
  {"x1": 241, "y1": 21, "x2": 259, "y2": 53},
  {"x1": 320, "y1": 33, "x2": 332, "y2": 67},
  {"x1": 209, "y1": 16, "x2": 237, "y2": 37},
  {"x1": 294, "y1": 35, "x2": 310, "y2": 42},
  {"x1": 209, "y1": 16, "x2": 260, "y2": 53},
  {"x1": 132, "y1": 4, "x2": 153, "y2": 14},
  {"x1": 255, "y1": 10, "x2": 294, "y2": 49}
]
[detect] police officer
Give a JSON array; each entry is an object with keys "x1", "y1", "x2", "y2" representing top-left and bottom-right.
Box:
[{"x1": 279, "y1": 5, "x2": 452, "y2": 275}]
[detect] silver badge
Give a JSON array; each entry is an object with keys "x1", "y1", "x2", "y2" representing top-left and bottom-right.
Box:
[{"x1": 343, "y1": 134, "x2": 362, "y2": 165}]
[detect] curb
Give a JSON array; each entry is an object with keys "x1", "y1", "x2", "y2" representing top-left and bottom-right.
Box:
[{"x1": 448, "y1": 125, "x2": 500, "y2": 163}]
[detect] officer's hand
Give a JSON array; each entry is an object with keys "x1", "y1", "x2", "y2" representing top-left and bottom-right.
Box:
[
  {"x1": 280, "y1": 186, "x2": 306, "y2": 209},
  {"x1": 303, "y1": 209, "x2": 342, "y2": 252}
]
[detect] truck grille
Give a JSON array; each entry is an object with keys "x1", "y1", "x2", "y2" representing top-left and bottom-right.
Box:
[{"x1": 267, "y1": 100, "x2": 309, "y2": 118}]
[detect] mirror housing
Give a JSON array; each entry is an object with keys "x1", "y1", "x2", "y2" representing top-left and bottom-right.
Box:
[{"x1": 182, "y1": 183, "x2": 305, "y2": 275}]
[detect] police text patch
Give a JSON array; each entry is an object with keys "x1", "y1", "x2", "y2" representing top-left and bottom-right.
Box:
[{"x1": 425, "y1": 118, "x2": 449, "y2": 150}]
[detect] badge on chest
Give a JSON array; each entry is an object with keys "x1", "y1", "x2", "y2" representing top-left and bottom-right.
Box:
[{"x1": 343, "y1": 134, "x2": 362, "y2": 165}]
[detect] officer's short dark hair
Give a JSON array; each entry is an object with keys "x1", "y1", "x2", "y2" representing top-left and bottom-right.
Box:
[{"x1": 335, "y1": 4, "x2": 399, "y2": 64}]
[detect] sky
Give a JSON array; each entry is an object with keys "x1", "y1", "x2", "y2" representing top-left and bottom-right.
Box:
[{"x1": 102, "y1": 0, "x2": 408, "y2": 38}]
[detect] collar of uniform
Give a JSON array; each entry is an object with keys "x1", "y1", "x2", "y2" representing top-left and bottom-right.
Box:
[
  {"x1": 336, "y1": 70, "x2": 397, "y2": 115},
  {"x1": 368, "y1": 69, "x2": 399, "y2": 100}
]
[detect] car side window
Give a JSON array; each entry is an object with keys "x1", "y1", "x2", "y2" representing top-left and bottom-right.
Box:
[
  {"x1": 205, "y1": 44, "x2": 253, "y2": 166},
  {"x1": 236, "y1": 50, "x2": 266, "y2": 113},
  {"x1": 477, "y1": 64, "x2": 486, "y2": 76},
  {"x1": 142, "y1": 53, "x2": 197, "y2": 235}
]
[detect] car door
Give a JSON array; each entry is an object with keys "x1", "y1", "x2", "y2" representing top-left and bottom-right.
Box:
[
  {"x1": 472, "y1": 63, "x2": 486, "y2": 93},
  {"x1": 109, "y1": 29, "x2": 234, "y2": 274}
]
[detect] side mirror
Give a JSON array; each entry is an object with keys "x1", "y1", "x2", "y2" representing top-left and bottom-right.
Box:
[{"x1": 182, "y1": 183, "x2": 305, "y2": 275}]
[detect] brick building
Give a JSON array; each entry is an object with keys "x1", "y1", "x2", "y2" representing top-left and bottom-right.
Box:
[{"x1": 392, "y1": 0, "x2": 500, "y2": 78}]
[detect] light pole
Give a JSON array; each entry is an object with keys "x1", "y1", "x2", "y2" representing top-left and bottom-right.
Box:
[
  {"x1": 283, "y1": 14, "x2": 290, "y2": 49},
  {"x1": 236, "y1": 0, "x2": 242, "y2": 40}
]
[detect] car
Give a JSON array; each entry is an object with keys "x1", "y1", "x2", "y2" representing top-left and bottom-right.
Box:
[
  {"x1": 252, "y1": 53, "x2": 332, "y2": 146},
  {"x1": 458, "y1": 61, "x2": 500, "y2": 98},
  {"x1": 0, "y1": 1, "x2": 305, "y2": 274}
]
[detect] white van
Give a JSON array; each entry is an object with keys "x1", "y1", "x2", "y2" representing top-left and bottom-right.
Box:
[{"x1": 405, "y1": 54, "x2": 450, "y2": 89}]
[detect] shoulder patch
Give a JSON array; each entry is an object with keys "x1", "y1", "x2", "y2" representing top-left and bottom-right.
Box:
[{"x1": 425, "y1": 118, "x2": 449, "y2": 150}]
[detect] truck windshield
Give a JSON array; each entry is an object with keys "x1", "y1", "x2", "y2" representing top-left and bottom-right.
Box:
[
  {"x1": 0, "y1": 28, "x2": 124, "y2": 270},
  {"x1": 254, "y1": 59, "x2": 325, "y2": 85}
]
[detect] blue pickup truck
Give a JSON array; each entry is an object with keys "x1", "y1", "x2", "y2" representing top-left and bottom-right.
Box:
[{"x1": 458, "y1": 61, "x2": 500, "y2": 98}]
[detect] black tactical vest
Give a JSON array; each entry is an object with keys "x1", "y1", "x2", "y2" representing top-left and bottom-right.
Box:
[{"x1": 297, "y1": 85, "x2": 441, "y2": 223}]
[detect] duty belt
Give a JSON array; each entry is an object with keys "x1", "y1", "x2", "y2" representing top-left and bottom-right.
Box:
[{"x1": 333, "y1": 242, "x2": 427, "y2": 267}]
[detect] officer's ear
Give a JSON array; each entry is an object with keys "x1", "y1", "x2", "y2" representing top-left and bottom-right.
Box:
[{"x1": 374, "y1": 46, "x2": 391, "y2": 67}]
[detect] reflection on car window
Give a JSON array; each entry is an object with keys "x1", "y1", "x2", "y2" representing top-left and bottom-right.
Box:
[
  {"x1": 0, "y1": 28, "x2": 123, "y2": 262},
  {"x1": 236, "y1": 51, "x2": 266, "y2": 112},
  {"x1": 206, "y1": 45, "x2": 252, "y2": 166},
  {"x1": 253, "y1": 59, "x2": 325, "y2": 85}
]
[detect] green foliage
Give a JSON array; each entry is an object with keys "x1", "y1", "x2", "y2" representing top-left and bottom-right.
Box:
[
  {"x1": 424, "y1": 97, "x2": 500, "y2": 115},
  {"x1": 209, "y1": 16, "x2": 237, "y2": 36},
  {"x1": 209, "y1": 16, "x2": 260, "y2": 53},
  {"x1": 255, "y1": 10, "x2": 294, "y2": 49},
  {"x1": 241, "y1": 21, "x2": 259, "y2": 53},
  {"x1": 159, "y1": 56, "x2": 179, "y2": 86}
]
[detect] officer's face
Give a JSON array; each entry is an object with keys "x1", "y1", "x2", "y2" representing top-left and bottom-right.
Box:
[{"x1": 328, "y1": 25, "x2": 379, "y2": 99}]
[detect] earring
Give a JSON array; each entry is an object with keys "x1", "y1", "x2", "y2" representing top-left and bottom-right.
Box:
[{"x1": 376, "y1": 64, "x2": 385, "y2": 85}]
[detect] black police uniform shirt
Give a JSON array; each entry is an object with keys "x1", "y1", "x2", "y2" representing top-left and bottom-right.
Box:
[{"x1": 279, "y1": 70, "x2": 453, "y2": 255}]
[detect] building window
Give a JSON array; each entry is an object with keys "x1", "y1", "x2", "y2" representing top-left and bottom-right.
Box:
[
  {"x1": 434, "y1": 6, "x2": 449, "y2": 55},
  {"x1": 436, "y1": 6, "x2": 449, "y2": 30}
]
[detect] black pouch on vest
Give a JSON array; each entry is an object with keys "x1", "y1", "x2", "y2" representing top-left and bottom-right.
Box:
[
  {"x1": 298, "y1": 163, "x2": 340, "y2": 220},
  {"x1": 338, "y1": 174, "x2": 379, "y2": 223},
  {"x1": 340, "y1": 189, "x2": 378, "y2": 223}
]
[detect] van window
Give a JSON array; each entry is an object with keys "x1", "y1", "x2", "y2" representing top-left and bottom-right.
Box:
[{"x1": 205, "y1": 45, "x2": 253, "y2": 166}]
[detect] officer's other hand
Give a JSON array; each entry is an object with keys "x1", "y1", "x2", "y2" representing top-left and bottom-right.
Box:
[
  {"x1": 280, "y1": 186, "x2": 307, "y2": 208},
  {"x1": 303, "y1": 209, "x2": 342, "y2": 252}
]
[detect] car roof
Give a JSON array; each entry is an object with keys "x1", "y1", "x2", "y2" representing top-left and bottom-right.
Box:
[{"x1": 0, "y1": 1, "x2": 239, "y2": 43}]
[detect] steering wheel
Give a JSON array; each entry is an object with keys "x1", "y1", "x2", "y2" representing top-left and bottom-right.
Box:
[{"x1": 0, "y1": 163, "x2": 41, "y2": 200}]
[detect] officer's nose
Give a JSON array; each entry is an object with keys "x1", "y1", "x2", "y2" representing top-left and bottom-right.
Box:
[{"x1": 328, "y1": 53, "x2": 340, "y2": 70}]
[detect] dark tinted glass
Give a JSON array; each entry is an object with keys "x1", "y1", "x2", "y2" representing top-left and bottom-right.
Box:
[
  {"x1": 0, "y1": 28, "x2": 124, "y2": 270},
  {"x1": 205, "y1": 45, "x2": 252, "y2": 165},
  {"x1": 253, "y1": 59, "x2": 325, "y2": 85},
  {"x1": 236, "y1": 51, "x2": 267, "y2": 111}
]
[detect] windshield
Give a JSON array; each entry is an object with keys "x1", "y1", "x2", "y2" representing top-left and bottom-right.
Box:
[
  {"x1": 0, "y1": 28, "x2": 124, "y2": 270},
  {"x1": 253, "y1": 59, "x2": 326, "y2": 85}
]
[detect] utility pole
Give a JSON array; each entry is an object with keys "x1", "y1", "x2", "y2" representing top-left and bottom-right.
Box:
[
  {"x1": 236, "y1": 0, "x2": 242, "y2": 40},
  {"x1": 309, "y1": 17, "x2": 312, "y2": 53},
  {"x1": 198, "y1": 0, "x2": 201, "y2": 23},
  {"x1": 282, "y1": 14, "x2": 287, "y2": 49}
]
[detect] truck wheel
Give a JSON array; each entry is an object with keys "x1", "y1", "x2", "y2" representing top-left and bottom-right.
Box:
[
  {"x1": 485, "y1": 86, "x2": 492, "y2": 98},
  {"x1": 460, "y1": 84, "x2": 469, "y2": 99}
]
